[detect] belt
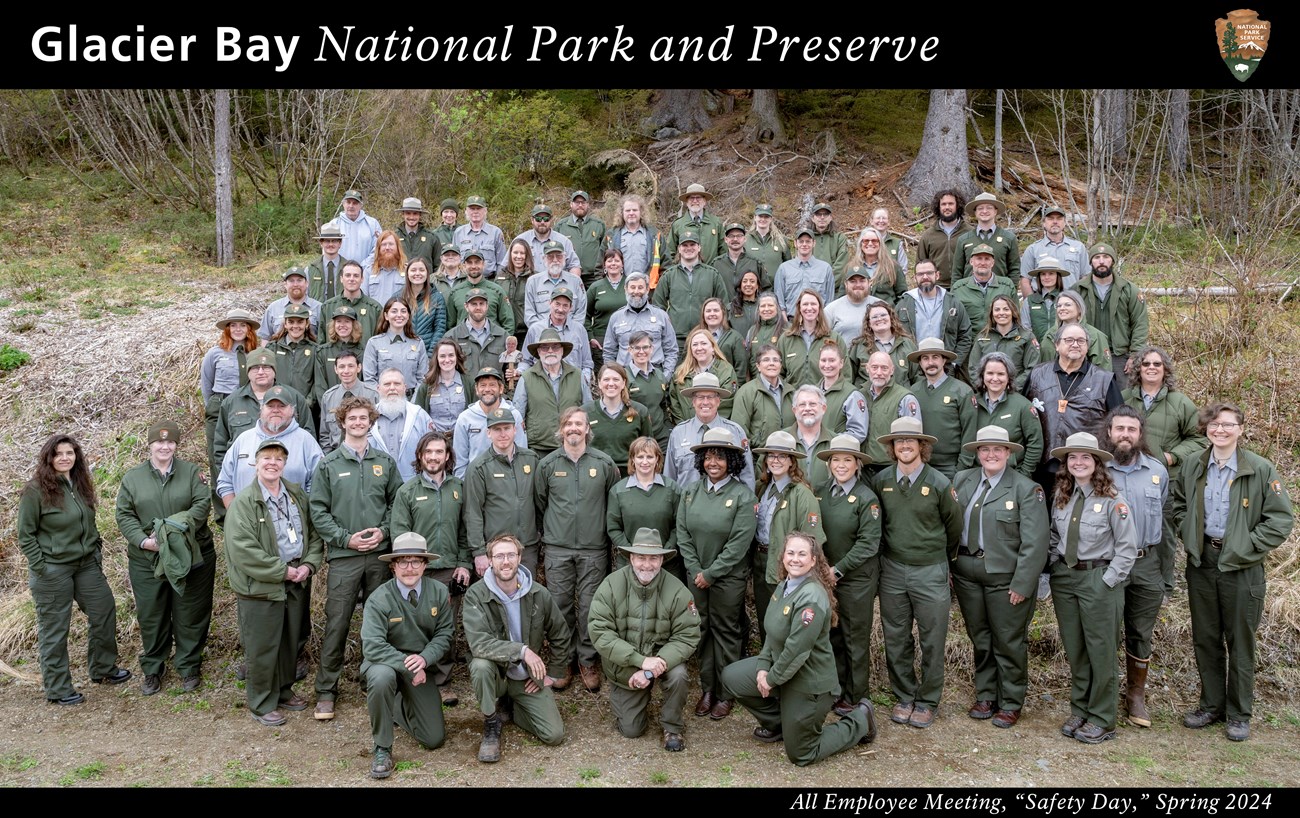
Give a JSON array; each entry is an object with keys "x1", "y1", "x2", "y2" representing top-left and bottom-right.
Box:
[
  {"x1": 1135, "y1": 548, "x2": 1147, "y2": 559},
  {"x1": 1071, "y1": 559, "x2": 1111, "y2": 571},
  {"x1": 1204, "y1": 536, "x2": 1224, "y2": 549},
  {"x1": 957, "y1": 547, "x2": 984, "y2": 558},
  {"x1": 755, "y1": 543, "x2": 769, "y2": 552}
]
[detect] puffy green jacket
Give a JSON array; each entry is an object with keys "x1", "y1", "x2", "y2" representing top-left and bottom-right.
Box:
[
  {"x1": 224, "y1": 480, "x2": 323, "y2": 600},
  {"x1": 1123, "y1": 385, "x2": 1206, "y2": 479},
  {"x1": 588, "y1": 565, "x2": 701, "y2": 690}
]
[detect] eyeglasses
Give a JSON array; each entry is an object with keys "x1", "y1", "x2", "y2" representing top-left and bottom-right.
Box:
[
  {"x1": 1140, "y1": 361, "x2": 1164, "y2": 368},
  {"x1": 1207, "y1": 422, "x2": 1240, "y2": 431},
  {"x1": 394, "y1": 558, "x2": 426, "y2": 567},
  {"x1": 1061, "y1": 338, "x2": 1088, "y2": 346},
  {"x1": 631, "y1": 344, "x2": 652, "y2": 351},
  {"x1": 861, "y1": 239, "x2": 880, "y2": 245},
  {"x1": 491, "y1": 553, "x2": 519, "y2": 562}
]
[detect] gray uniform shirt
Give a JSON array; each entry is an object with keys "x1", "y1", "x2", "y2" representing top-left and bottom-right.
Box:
[
  {"x1": 604, "y1": 304, "x2": 679, "y2": 372},
  {"x1": 453, "y1": 223, "x2": 509, "y2": 275},
  {"x1": 774, "y1": 257, "x2": 835, "y2": 316},
  {"x1": 663, "y1": 416, "x2": 756, "y2": 490},
  {"x1": 1049, "y1": 485, "x2": 1140, "y2": 587},
  {"x1": 1203, "y1": 452, "x2": 1237, "y2": 539},
  {"x1": 260, "y1": 297, "x2": 323, "y2": 340},
  {"x1": 1108, "y1": 453, "x2": 1169, "y2": 548},
  {"x1": 523, "y1": 271, "x2": 588, "y2": 330}
]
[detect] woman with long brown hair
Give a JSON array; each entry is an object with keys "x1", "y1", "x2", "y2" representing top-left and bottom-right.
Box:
[
  {"x1": 583, "y1": 362, "x2": 650, "y2": 464},
  {"x1": 777, "y1": 289, "x2": 846, "y2": 388},
  {"x1": 498, "y1": 238, "x2": 535, "y2": 345},
  {"x1": 967, "y1": 294, "x2": 1040, "y2": 392},
  {"x1": 669, "y1": 327, "x2": 739, "y2": 423},
  {"x1": 364, "y1": 297, "x2": 429, "y2": 393},
  {"x1": 695, "y1": 296, "x2": 748, "y2": 385},
  {"x1": 401, "y1": 256, "x2": 448, "y2": 353},
  {"x1": 845, "y1": 226, "x2": 906, "y2": 303},
  {"x1": 414, "y1": 339, "x2": 467, "y2": 434},
  {"x1": 18, "y1": 434, "x2": 130, "y2": 704}
]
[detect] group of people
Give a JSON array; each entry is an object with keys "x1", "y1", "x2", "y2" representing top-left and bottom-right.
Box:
[{"x1": 16, "y1": 184, "x2": 1293, "y2": 778}]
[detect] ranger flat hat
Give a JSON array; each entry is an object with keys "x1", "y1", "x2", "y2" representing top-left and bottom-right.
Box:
[
  {"x1": 906, "y1": 337, "x2": 957, "y2": 363},
  {"x1": 261, "y1": 385, "x2": 295, "y2": 407},
  {"x1": 217, "y1": 308, "x2": 261, "y2": 331},
  {"x1": 246, "y1": 349, "x2": 277, "y2": 370},
  {"x1": 619, "y1": 527, "x2": 676, "y2": 558},
  {"x1": 1027, "y1": 256, "x2": 1066, "y2": 278},
  {"x1": 255, "y1": 437, "x2": 289, "y2": 457},
  {"x1": 485, "y1": 407, "x2": 516, "y2": 427},
  {"x1": 689, "y1": 426, "x2": 745, "y2": 453},
  {"x1": 465, "y1": 195, "x2": 488, "y2": 208},
  {"x1": 282, "y1": 266, "x2": 308, "y2": 281},
  {"x1": 474, "y1": 365, "x2": 505, "y2": 384},
  {"x1": 964, "y1": 192, "x2": 1005, "y2": 217},
  {"x1": 147, "y1": 420, "x2": 182, "y2": 445},
  {"x1": 751, "y1": 430, "x2": 806, "y2": 459},
  {"x1": 439, "y1": 198, "x2": 460, "y2": 212},
  {"x1": 678, "y1": 183, "x2": 713, "y2": 202},
  {"x1": 398, "y1": 197, "x2": 428, "y2": 213},
  {"x1": 315, "y1": 220, "x2": 346, "y2": 241},
  {"x1": 876, "y1": 416, "x2": 938, "y2": 446},
  {"x1": 679, "y1": 371, "x2": 733, "y2": 399},
  {"x1": 379, "y1": 531, "x2": 439, "y2": 563},
  {"x1": 1050, "y1": 432, "x2": 1113, "y2": 463},
  {"x1": 962, "y1": 424, "x2": 1024, "y2": 454},
  {"x1": 342, "y1": 189, "x2": 364, "y2": 203},
  {"x1": 816, "y1": 433, "x2": 871, "y2": 463},
  {"x1": 526, "y1": 327, "x2": 574, "y2": 359}
]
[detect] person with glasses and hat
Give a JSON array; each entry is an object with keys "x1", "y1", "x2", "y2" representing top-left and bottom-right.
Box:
[
  {"x1": 1019, "y1": 204, "x2": 1087, "y2": 295},
  {"x1": 1171, "y1": 402, "x2": 1294, "y2": 743},
  {"x1": 663, "y1": 372, "x2": 756, "y2": 490},
  {"x1": 336, "y1": 189, "x2": 381, "y2": 273},
  {"x1": 512, "y1": 327, "x2": 592, "y2": 456},
  {"x1": 952, "y1": 425, "x2": 1049, "y2": 730},
  {"x1": 666, "y1": 182, "x2": 724, "y2": 263},
  {"x1": 393, "y1": 197, "x2": 442, "y2": 270},
  {"x1": 360, "y1": 532, "x2": 455, "y2": 778},
  {"x1": 589, "y1": 527, "x2": 702, "y2": 753},
  {"x1": 516, "y1": 203, "x2": 581, "y2": 276},
  {"x1": 115, "y1": 420, "x2": 217, "y2": 697},
  {"x1": 453, "y1": 195, "x2": 509, "y2": 278},
  {"x1": 721, "y1": 531, "x2": 877, "y2": 764},
  {"x1": 1047, "y1": 431, "x2": 1139, "y2": 744},
  {"x1": 306, "y1": 220, "x2": 353, "y2": 303},
  {"x1": 520, "y1": 285, "x2": 594, "y2": 382},
  {"x1": 554, "y1": 190, "x2": 608, "y2": 289},
  {"x1": 952, "y1": 191, "x2": 1019, "y2": 284},
  {"x1": 871, "y1": 417, "x2": 963, "y2": 730}
]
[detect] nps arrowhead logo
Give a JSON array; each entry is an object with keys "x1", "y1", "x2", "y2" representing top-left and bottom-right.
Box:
[{"x1": 1216, "y1": 9, "x2": 1270, "y2": 82}]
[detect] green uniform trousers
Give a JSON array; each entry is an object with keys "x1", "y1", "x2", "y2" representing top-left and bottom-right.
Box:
[
  {"x1": 830, "y1": 558, "x2": 880, "y2": 702},
  {"x1": 427, "y1": 567, "x2": 464, "y2": 687},
  {"x1": 468, "y1": 658, "x2": 565, "y2": 745},
  {"x1": 364, "y1": 662, "x2": 446, "y2": 750},
  {"x1": 878, "y1": 556, "x2": 950, "y2": 709},
  {"x1": 315, "y1": 553, "x2": 391, "y2": 701},
  {"x1": 204, "y1": 393, "x2": 227, "y2": 525},
  {"x1": 722, "y1": 657, "x2": 871, "y2": 766},
  {"x1": 1187, "y1": 558, "x2": 1264, "y2": 722},
  {"x1": 608, "y1": 663, "x2": 690, "y2": 737},
  {"x1": 688, "y1": 569, "x2": 748, "y2": 697},
  {"x1": 236, "y1": 581, "x2": 310, "y2": 717},
  {"x1": 953, "y1": 553, "x2": 1035, "y2": 711},
  {"x1": 1050, "y1": 561, "x2": 1123, "y2": 729},
  {"x1": 544, "y1": 546, "x2": 608, "y2": 667},
  {"x1": 129, "y1": 545, "x2": 216, "y2": 678},
  {"x1": 1124, "y1": 548, "x2": 1164, "y2": 660},
  {"x1": 751, "y1": 544, "x2": 776, "y2": 646},
  {"x1": 29, "y1": 553, "x2": 120, "y2": 700}
]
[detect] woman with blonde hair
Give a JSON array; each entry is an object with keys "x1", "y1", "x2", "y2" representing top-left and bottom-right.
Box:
[
  {"x1": 670, "y1": 327, "x2": 739, "y2": 423},
  {"x1": 777, "y1": 289, "x2": 846, "y2": 388},
  {"x1": 845, "y1": 226, "x2": 906, "y2": 303},
  {"x1": 847, "y1": 301, "x2": 917, "y2": 389}
]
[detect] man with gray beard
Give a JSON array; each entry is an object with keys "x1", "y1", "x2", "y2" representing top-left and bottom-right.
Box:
[
  {"x1": 367, "y1": 368, "x2": 435, "y2": 483},
  {"x1": 218, "y1": 385, "x2": 323, "y2": 505},
  {"x1": 603, "y1": 272, "x2": 679, "y2": 372},
  {"x1": 524, "y1": 241, "x2": 587, "y2": 330}
]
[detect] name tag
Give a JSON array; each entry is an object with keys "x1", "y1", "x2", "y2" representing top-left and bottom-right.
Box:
[
  {"x1": 882, "y1": 486, "x2": 894, "y2": 492},
  {"x1": 493, "y1": 473, "x2": 505, "y2": 478},
  {"x1": 999, "y1": 413, "x2": 1011, "y2": 419},
  {"x1": 555, "y1": 471, "x2": 568, "y2": 477},
  {"x1": 416, "y1": 496, "x2": 428, "y2": 501},
  {"x1": 389, "y1": 617, "x2": 404, "y2": 623},
  {"x1": 338, "y1": 472, "x2": 352, "y2": 477},
  {"x1": 470, "y1": 427, "x2": 482, "y2": 433}
]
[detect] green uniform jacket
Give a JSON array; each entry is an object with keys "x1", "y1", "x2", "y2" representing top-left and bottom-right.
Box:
[
  {"x1": 320, "y1": 293, "x2": 383, "y2": 345},
  {"x1": 895, "y1": 291, "x2": 973, "y2": 372},
  {"x1": 588, "y1": 566, "x2": 702, "y2": 690},
  {"x1": 447, "y1": 278, "x2": 516, "y2": 335},
  {"x1": 782, "y1": 425, "x2": 836, "y2": 488},
  {"x1": 307, "y1": 256, "x2": 356, "y2": 303},
  {"x1": 497, "y1": 270, "x2": 530, "y2": 332},
  {"x1": 115, "y1": 459, "x2": 214, "y2": 568},
  {"x1": 847, "y1": 337, "x2": 918, "y2": 391},
  {"x1": 952, "y1": 227, "x2": 1020, "y2": 282},
  {"x1": 17, "y1": 480, "x2": 101, "y2": 574},
  {"x1": 518, "y1": 363, "x2": 586, "y2": 453},
  {"x1": 814, "y1": 479, "x2": 882, "y2": 579},
  {"x1": 864, "y1": 381, "x2": 920, "y2": 466},
  {"x1": 308, "y1": 444, "x2": 402, "y2": 562},
  {"x1": 669, "y1": 361, "x2": 739, "y2": 425},
  {"x1": 872, "y1": 464, "x2": 963, "y2": 565},
  {"x1": 967, "y1": 326, "x2": 1041, "y2": 393},
  {"x1": 1074, "y1": 273, "x2": 1149, "y2": 357},
  {"x1": 761, "y1": 481, "x2": 826, "y2": 584},
  {"x1": 744, "y1": 231, "x2": 792, "y2": 282},
  {"x1": 224, "y1": 480, "x2": 323, "y2": 601},
  {"x1": 715, "y1": 328, "x2": 749, "y2": 385},
  {"x1": 1022, "y1": 289, "x2": 1059, "y2": 343},
  {"x1": 951, "y1": 276, "x2": 1019, "y2": 333},
  {"x1": 1123, "y1": 386, "x2": 1207, "y2": 478},
  {"x1": 711, "y1": 250, "x2": 770, "y2": 296},
  {"x1": 213, "y1": 384, "x2": 313, "y2": 467},
  {"x1": 912, "y1": 376, "x2": 978, "y2": 470},
  {"x1": 627, "y1": 366, "x2": 672, "y2": 447},
  {"x1": 731, "y1": 378, "x2": 796, "y2": 462},
  {"x1": 777, "y1": 331, "x2": 846, "y2": 390},
  {"x1": 464, "y1": 447, "x2": 542, "y2": 556},
  {"x1": 554, "y1": 215, "x2": 608, "y2": 275},
  {"x1": 585, "y1": 277, "x2": 627, "y2": 358},
  {"x1": 917, "y1": 222, "x2": 962, "y2": 288},
  {"x1": 266, "y1": 339, "x2": 318, "y2": 408},
  {"x1": 433, "y1": 223, "x2": 455, "y2": 250},
  {"x1": 395, "y1": 224, "x2": 442, "y2": 270},
  {"x1": 666, "y1": 213, "x2": 724, "y2": 263},
  {"x1": 960, "y1": 392, "x2": 1044, "y2": 477},
  {"x1": 653, "y1": 263, "x2": 728, "y2": 342},
  {"x1": 744, "y1": 317, "x2": 785, "y2": 376},
  {"x1": 813, "y1": 229, "x2": 850, "y2": 291},
  {"x1": 758, "y1": 577, "x2": 837, "y2": 695},
  {"x1": 446, "y1": 320, "x2": 509, "y2": 403},
  {"x1": 462, "y1": 572, "x2": 573, "y2": 678},
  {"x1": 845, "y1": 264, "x2": 907, "y2": 303},
  {"x1": 536, "y1": 447, "x2": 622, "y2": 550},
  {"x1": 313, "y1": 341, "x2": 365, "y2": 402},
  {"x1": 607, "y1": 477, "x2": 682, "y2": 555},
  {"x1": 1171, "y1": 446, "x2": 1295, "y2": 572},
  {"x1": 583, "y1": 399, "x2": 652, "y2": 465},
  {"x1": 360, "y1": 577, "x2": 453, "y2": 679},
  {"x1": 390, "y1": 474, "x2": 470, "y2": 572},
  {"x1": 677, "y1": 477, "x2": 759, "y2": 584},
  {"x1": 953, "y1": 467, "x2": 1050, "y2": 598}
]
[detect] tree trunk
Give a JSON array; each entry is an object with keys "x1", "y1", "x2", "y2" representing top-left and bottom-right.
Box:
[
  {"x1": 1168, "y1": 89, "x2": 1190, "y2": 171},
  {"x1": 1088, "y1": 90, "x2": 1109, "y2": 233},
  {"x1": 643, "y1": 90, "x2": 712, "y2": 137},
  {"x1": 1104, "y1": 89, "x2": 1129, "y2": 159},
  {"x1": 993, "y1": 89, "x2": 1003, "y2": 193},
  {"x1": 745, "y1": 89, "x2": 787, "y2": 146},
  {"x1": 901, "y1": 89, "x2": 977, "y2": 206},
  {"x1": 214, "y1": 89, "x2": 234, "y2": 267}
]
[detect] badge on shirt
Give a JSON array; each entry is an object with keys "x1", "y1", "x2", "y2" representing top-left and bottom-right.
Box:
[
  {"x1": 847, "y1": 494, "x2": 857, "y2": 504},
  {"x1": 1006, "y1": 501, "x2": 1015, "y2": 509},
  {"x1": 1116, "y1": 503, "x2": 1130, "y2": 519},
  {"x1": 725, "y1": 498, "x2": 734, "y2": 508},
  {"x1": 943, "y1": 395, "x2": 951, "y2": 404},
  {"x1": 870, "y1": 503, "x2": 880, "y2": 519},
  {"x1": 806, "y1": 513, "x2": 819, "y2": 528},
  {"x1": 452, "y1": 490, "x2": 459, "y2": 500},
  {"x1": 360, "y1": 308, "x2": 367, "y2": 315},
  {"x1": 589, "y1": 468, "x2": 598, "y2": 478},
  {"x1": 780, "y1": 500, "x2": 788, "y2": 510},
  {"x1": 801, "y1": 607, "x2": 815, "y2": 626},
  {"x1": 1242, "y1": 498, "x2": 1250, "y2": 508},
  {"x1": 373, "y1": 465, "x2": 383, "y2": 477},
  {"x1": 1094, "y1": 503, "x2": 1103, "y2": 513},
  {"x1": 523, "y1": 465, "x2": 531, "y2": 474},
  {"x1": 626, "y1": 416, "x2": 635, "y2": 423},
  {"x1": 430, "y1": 606, "x2": 438, "y2": 617},
  {"x1": 304, "y1": 349, "x2": 312, "y2": 356},
  {"x1": 1034, "y1": 486, "x2": 1045, "y2": 503},
  {"x1": 455, "y1": 385, "x2": 463, "y2": 394},
  {"x1": 1152, "y1": 475, "x2": 1161, "y2": 484},
  {"x1": 1272, "y1": 480, "x2": 1283, "y2": 495},
  {"x1": 649, "y1": 316, "x2": 657, "y2": 323},
  {"x1": 921, "y1": 486, "x2": 930, "y2": 496},
  {"x1": 687, "y1": 601, "x2": 699, "y2": 617}
]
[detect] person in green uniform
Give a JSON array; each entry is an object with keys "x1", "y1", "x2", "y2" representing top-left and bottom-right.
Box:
[
  {"x1": 313, "y1": 305, "x2": 366, "y2": 404},
  {"x1": 513, "y1": 327, "x2": 591, "y2": 455},
  {"x1": 585, "y1": 249, "x2": 629, "y2": 369},
  {"x1": 743, "y1": 292, "x2": 787, "y2": 379},
  {"x1": 224, "y1": 438, "x2": 323, "y2": 727},
  {"x1": 448, "y1": 249, "x2": 516, "y2": 335},
  {"x1": 1041, "y1": 291, "x2": 1112, "y2": 372},
  {"x1": 464, "y1": 407, "x2": 543, "y2": 578},
  {"x1": 265, "y1": 302, "x2": 319, "y2": 423},
  {"x1": 1019, "y1": 257, "x2": 1068, "y2": 347},
  {"x1": 19, "y1": 435, "x2": 130, "y2": 704},
  {"x1": 625, "y1": 330, "x2": 673, "y2": 448},
  {"x1": 952, "y1": 192, "x2": 1020, "y2": 284},
  {"x1": 114, "y1": 421, "x2": 215, "y2": 696},
  {"x1": 390, "y1": 430, "x2": 472, "y2": 706},
  {"x1": 554, "y1": 190, "x2": 608, "y2": 289},
  {"x1": 712, "y1": 221, "x2": 769, "y2": 295},
  {"x1": 860, "y1": 351, "x2": 923, "y2": 472},
  {"x1": 967, "y1": 294, "x2": 1040, "y2": 393},
  {"x1": 653, "y1": 228, "x2": 728, "y2": 348},
  {"x1": 871, "y1": 417, "x2": 963, "y2": 729},
  {"x1": 952, "y1": 243, "x2": 1019, "y2": 330},
  {"x1": 669, "y1": 328, "x2": 739, "y2": 424},
  {"x1": 664, "y1": 182, "x2": 724, "y2": 264},
  {"x1": 959, "y1": 352, "x2": 1044, "y2": 477},
  {"x1": 583, "y1": 362, "x2": 652, "y2": 464},
  {"x1": 1074, "y1": 243, "x2": 1148, "y2": 389},
  {"x1": 202, "y1": 308, "x2": 259, "y2": 497},
  {"x1": 809, "y1": 202, "x2": 849, "y2": 293},
  {"x1": 847, "y1": 301, "x2": 919, "y2": 389},
  {"x1": 749, "y1": 431, "x2": 826, "y2": 650},
  {"x1": 321, "y1": 260, "x2": 383, "y2": 347},
  {"x1": 606, "y1": 437, "x2": 685, "y2": 581},
  {"x1": 433, "y1": 198, "x2": 458, "y2": 250},
  {"x1": 786, "y1": 385, "x2": 837, "y2": 489},
  {"x1": 909, "y1": 337, "x2": 977, "y2": 479},
  {"x1": 917, "y1": 189, "x2": 965, "y2": 289},
  {"x1": 1048, "y1": 432, "x2": 1139, "y2": 744},
  {"x1": 813, "y1": 435, "x2": 882, "y2": 717},
  {"x1": 1172, "y1": 402, "x2": 1294, "y2": 742},
  {"x1": 498, "y1": 239, "x2": 535, "y2": 346},
  {"x1": 845, "y1": 226, "x2": 906, "y2": 303},
  {"x1": 463, "y1": 534, "x2": 572, "y2": 764},
  {"x1": 588, "y1": 528, "x2": 702, "y2": 752},
  {"x1": 728, "y1": 269, "x2": 762, "y2": 341},
  {"x1": 721, "y1": 532, "x2": 876, "y2": 764},
  {"x1": 306, "y1": 220, "x2": 350, "y2": 303},
  {"x1": 778, "y1": 289, "x2": 847, "y2": 390},
  {"x1": 697, "y1": 296, "x2": 749, "y2": 385},
  {"x1": 813, "y1": 342, "x2": 869, "y2": 443},
  {"x1": 361, "y1": 532, "x2": 454, "y2": 779},
  {"x1": 535, "y1": 407, "x2": 623, "y2": 692},
  {"x1": 745, "y1": 203, "x2": 792, "y2": 279},
  {"x1": 445, "y1": 287, "x2": 510, "y2": 404},
  {"x1": 1123, "y1": 346, "x2": 1206, "y2": 483},
  {"x1": 731, "y1": 344, "x2": 796, "y2": 465},
  {"x1": 953, "y1": 426, "x2": 1049, "y2": 729},
  {"x1": 676, "y1": 428, "x2": 758, "y2": 724},
  {"x1": 393, "y1": 197, "x2": 441, "y2": 270},
  {"x1": 308, "y1": 395, "x2": 403, "y2": 720}
]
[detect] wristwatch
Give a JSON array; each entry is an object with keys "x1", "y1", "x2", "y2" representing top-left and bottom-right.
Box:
[{"x1": 643, "y1": 670, "x2": 654, "y2": 681}]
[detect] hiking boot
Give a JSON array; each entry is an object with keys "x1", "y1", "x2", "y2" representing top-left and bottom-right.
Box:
[
  {"x1": 478, "y1": 714, "x2": 503, "y2": 763},
  {"x1": 141, "y1": 673, "x2": 162, "y2": 696},
  {"x1": 370, "y1": 746, "x2": 394, "y2": 779}
]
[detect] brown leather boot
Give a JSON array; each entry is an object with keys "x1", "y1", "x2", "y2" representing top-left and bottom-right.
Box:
[{"x1": 1125, "y1": 653, "x2": 1151, "y2": 727}]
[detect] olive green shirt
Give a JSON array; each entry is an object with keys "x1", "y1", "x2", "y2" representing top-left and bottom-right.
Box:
[{"x1": 308, "y1": 442, "x2": 402, "y2": 562}]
